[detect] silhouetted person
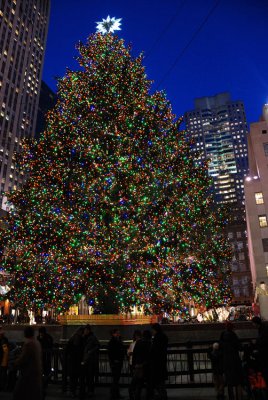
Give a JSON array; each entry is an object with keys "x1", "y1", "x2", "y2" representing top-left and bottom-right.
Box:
[
  {"x1": 79, "y1": 325, "x2": 100, "y2": 399},
  {"x1": 127, "y1": 330, "x2": 142, "y2": 373},
  {"x1": 252, "y1": 316, "x2": 268, "y2": 386},
  {"x1": 108, "y1": 329, "x2": 125, "y2": 400},
  {"x1": 13, "y1": 326, "x2": 42, "y2": 400},
  {"x1": 219, "y1": 322, "x2": 243, "y2": 400},
  {"x1": 0, "y1": 327, "x2": 9, "y2": 391},
  {"x1": 37, "y1": 327, "x2": 53, "y2": 384},
  {"x1": 149, "y1": 323, "x2": 168, "y2": 400},
  {"x1": 208, "y1": 342, "x2": 224, "y2": 400},
  {"x1": 66, "y1": 326, "x2": 84, "y2": 398},
  {"x1": 129, "y1": 329, "x2": 152, "y2": 400},
  {"x1": 7, "y1": 341, "x2": 20, "y2": 391}
]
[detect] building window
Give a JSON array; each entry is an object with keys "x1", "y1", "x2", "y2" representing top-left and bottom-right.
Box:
[
  {"x1": 262, "y1": 238, "x2": 268, "y2": 252},
  {"x1": 233, "y1": 277, "x2": 239, "y2": 286},
  {"x1": 239, "y1": 252, "x2": 245, "y2": 261},
  {"x1": 237, "y1": 241, "x2": 243, "y2": 250},
  {"x1": 233, "y1": 287, "x2": 240, "y2": 297},
  {"x1": 255, "y1": 192, "x2": 264, "y2": 204},
  {"x1": 262, "y1": 130, "x2": 267, "y2": 134},
  {"x1": 231, "y1": 262, "x2": 239, "y2": 272},
  {"x1": 237, "y1": 231, "x2": 242, "y2": 238},
  {"x1": 239, "y1": 262, "x2": 246, "y2": 272},
  {"x1": 264, "y1": 143, "x2": 268, "y2": 156},
  {"x1": 259, "y1": 215, "x2": 268, "y2": 228},
  {"x1": 266, "y1": 265, "x2": 268, "y2": 276}
]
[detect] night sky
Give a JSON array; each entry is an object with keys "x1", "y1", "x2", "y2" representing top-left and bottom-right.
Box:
[{"x1": 42, "y1": 0, "x2": 268, "y2": 125}]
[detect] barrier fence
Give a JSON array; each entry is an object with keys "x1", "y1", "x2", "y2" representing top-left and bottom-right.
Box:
[{"x1": 45, "y1": 338, "x2": 254, "y2": 390}]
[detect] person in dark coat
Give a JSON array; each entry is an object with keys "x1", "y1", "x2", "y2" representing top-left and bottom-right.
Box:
[
  {"x1": 66, "y1": 326, "x2": 84, "y2": 398},
  {"x1": 0, "y1": 327, "x2": 9, "y2": 391},
  {"x1": 129, "y1": 329, "x2": 152, "y2": 400},
  {"x1": 37, "y1": 327, "x2": 53, "y2": 385},
  {"x1": 252, "y1": 316, "x2": 268, "y2": 386},
  {"x1": 208, "y1": 342, "x2": 224, "y2": 400},
  {"x1": 79, "y1": 325, "x2": 100, "y2": 399},
  {"x1": 7, "y1": 341, "x2": 20, "y2": 391},
  {"x1": 13, "y1": 326, "x2": 42, "y2": 400},
  {"x1": 127, "y1": 330, "x2": 142, "y2": 374},
  {"x1": 149, "y1": 323, "x2": 168, "y2": 400},
  {"x1": 108, "y1": 329, "x2": 125, "y2": 400},
  {"x1": 219, "y1": 322, "x2": 243, "y2": 400}
]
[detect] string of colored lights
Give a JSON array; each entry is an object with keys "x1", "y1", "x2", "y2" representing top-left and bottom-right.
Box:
[{"x1": 1, "y1": 33, "x2": 232, "y2": 315}]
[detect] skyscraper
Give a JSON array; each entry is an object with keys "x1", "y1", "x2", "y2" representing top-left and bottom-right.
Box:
[
  {"x1": 36, "y1": 80, "x2": 57, "y2": 139},
  {"x1": 0, "y1": 0, "x2": 50, "y2": 209},
  {"x1": 185, "y1": 92, "x2": 248, "y2": 204},
  {"x1": 244, "y1": 105, "x2": 268, "y2": 318},
  {"x1": 185, "y1": 92, "x2": 252, "y2": 305}
]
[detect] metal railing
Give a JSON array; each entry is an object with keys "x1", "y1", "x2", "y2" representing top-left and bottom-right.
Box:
[{"x1": 45, "y1": 338, "x2": 254, "y2": 390}]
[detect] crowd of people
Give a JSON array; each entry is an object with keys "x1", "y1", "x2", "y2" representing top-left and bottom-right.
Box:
[
  {"x1": 0, "y1": 322, "x2": 169, "y2": 400},
  {"x1": 65, "y1": 323, "x2": 169, "y2": 400},
  {"x1": 126, "y1": 324, "x2": 168, "y2": 400},
  {"x1": 0, "y1": 325, "x2": 53, "y2": 399},
  {"x1": 208, "y1": 318, "x2": 268, "y2": 400},
  {"x1": 0, "y1": 319, "x2": 268, "y2": 400}
]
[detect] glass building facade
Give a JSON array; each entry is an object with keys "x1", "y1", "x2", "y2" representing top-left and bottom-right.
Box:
[
  {"x1": 0, "y1": 0, "x2": 50, "y2": 209},
  {"x1": 185, "y1": 92, "x2": 248, "y2": 204},
  {"x1": 185, "y1": 93, "x2": 252, "y2": 304}
]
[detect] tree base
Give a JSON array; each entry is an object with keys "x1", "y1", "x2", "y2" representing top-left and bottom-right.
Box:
[{"x1": 58, "y1": 314, "x2": 157, "y2": 325}]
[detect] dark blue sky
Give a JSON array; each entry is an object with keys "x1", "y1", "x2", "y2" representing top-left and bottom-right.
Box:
[{"x1": 43, "y1": 0, "x2": 268, "y2": 125}]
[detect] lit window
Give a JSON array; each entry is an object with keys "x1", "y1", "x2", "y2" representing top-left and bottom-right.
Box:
[
  {"x1": 237, "y1": 241, "x2": 243, "y2": 250},
  {"x1": 259, "y1": 215, "x2": 268, "y2": 228},
  {"x1": 266, "y1": 265, "x2": 268, "y2": 276},
  {"x1": 255, "y1": 192, "x2": 264, "y2": 205}
]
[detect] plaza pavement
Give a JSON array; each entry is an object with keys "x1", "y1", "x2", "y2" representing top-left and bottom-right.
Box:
[{"x1": 1, "y1": 385, "x2": 218, "y2": 400}]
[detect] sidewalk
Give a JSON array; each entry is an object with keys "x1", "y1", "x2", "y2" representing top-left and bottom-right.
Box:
[{"x1": 1, "y1": 385, "x2": 217, "y2": 399}]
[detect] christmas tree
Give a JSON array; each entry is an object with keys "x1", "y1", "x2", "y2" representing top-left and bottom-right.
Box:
[{"x1": 2, "y1": 19, "x2": 232, "y2": 314}]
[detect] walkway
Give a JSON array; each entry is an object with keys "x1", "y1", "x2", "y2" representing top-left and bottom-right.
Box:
[{"x1": 0, "y1": 385, "x2": 218, "y2": 399}]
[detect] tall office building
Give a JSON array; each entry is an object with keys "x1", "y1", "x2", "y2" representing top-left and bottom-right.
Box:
[
  {"x1": 185, "y1": 92, "x2": 252, "y2": 304},
  {"x1": 244, "y1": 105, "x2": 268, "y2": 318},
  {"x1": 185, "y1": 92, "x2": 248, "y2": 204},
  {"x1": 36, "y1": 80, "x2": 57, "y2": 139},
  {"x1": 0, "y1": 0, "x2": 50, "y2": 209}
]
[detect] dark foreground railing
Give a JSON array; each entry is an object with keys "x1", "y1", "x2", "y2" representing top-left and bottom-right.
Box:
[{"x1": 46, "y1": 338, "x2": 254, "y2": 390}]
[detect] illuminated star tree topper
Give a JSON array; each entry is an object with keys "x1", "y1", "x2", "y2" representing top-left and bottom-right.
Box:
[{"x1": 96, "y1": 16, "x2": 122, "y2": 35}]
